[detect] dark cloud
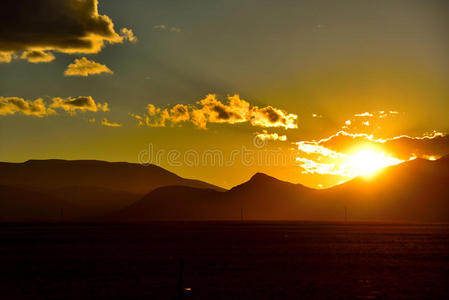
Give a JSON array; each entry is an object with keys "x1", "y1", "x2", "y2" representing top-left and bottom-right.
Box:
[
  {"x1": 381, "y1": 134, "x2": 449, "y2": 160},
  {"x1": 0, "y1": 0, "x2": 135, "y2": 63}
]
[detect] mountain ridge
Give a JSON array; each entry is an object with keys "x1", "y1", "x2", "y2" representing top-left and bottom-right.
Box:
[
  {"x1": 1, "y1": 156, "x2": 448, "y2": 222},
  {"x1": 0, "y1": 159, "x2": 226, "y2": 194},
  {"x1": 112, "y1": 155, "x2": 449, "y2": 222}
]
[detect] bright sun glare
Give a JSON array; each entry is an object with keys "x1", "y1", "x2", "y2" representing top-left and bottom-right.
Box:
[{"x1": 346, "y1": 148, "x2": 403, "y2": 177}]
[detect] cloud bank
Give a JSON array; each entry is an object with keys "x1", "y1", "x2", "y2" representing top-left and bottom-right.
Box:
[
  {"x1": 315, "y1": 131, "x2": 449, "y2": 161},
  {"x1": 296, "y1": 131, "x2": 449, "y2": 177},
  {"x1": 131, "y1": 94, "x2": 298, "y2": 130}
]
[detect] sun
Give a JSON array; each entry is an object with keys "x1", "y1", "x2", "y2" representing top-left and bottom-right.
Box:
[{"x1": 346, "y1": 148, "x2": 403, "y2": 177}]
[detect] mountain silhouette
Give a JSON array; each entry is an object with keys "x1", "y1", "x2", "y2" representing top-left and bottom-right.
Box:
[
  {"x1": 1, "y1": 156, "x2": 448, "y2": 222},
  {"x1": 0, "y1": 159, "x2": 225, "y2": 194},
  {"x1": 114, "y1": 172, "x2": 318, "y2": 221},
  {"x1": 321, "y1": 155, "x2": 449, "y2": 222},
  {"x1": 0, "y1": 159, "x2": 224, "y2": 221},
  {"x1": 112, "y1": 155, "x2": 449, "y2": 222}
]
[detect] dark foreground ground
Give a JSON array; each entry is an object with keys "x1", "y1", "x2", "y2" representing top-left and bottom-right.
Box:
[{"x1": 0, "y1": 222, "x2": 448, "y2": 299}]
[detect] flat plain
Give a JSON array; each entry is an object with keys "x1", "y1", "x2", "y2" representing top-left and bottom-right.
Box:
[{"x1": 0, "y1": 222, "x2": 448, "y2": 299}]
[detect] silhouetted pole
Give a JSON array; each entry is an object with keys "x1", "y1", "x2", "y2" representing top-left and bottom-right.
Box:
[{"x1": 177, "y1": 257, "x2": 184, "y2": 300}]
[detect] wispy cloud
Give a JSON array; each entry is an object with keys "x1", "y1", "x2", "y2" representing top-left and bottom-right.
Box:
[
  {"x1": 101, "y1": 118, "x2": 122, "y2": 127},
  {"x1": 296, "y1": 157, "x2": 346, "y2": 176},
  {"x1": 342, "y1": 110, "x2": 401, "y2": 130},
  {"x1": 354, "y1": 111, "x2": 399, "y2": 118},
  {"x1": 354, "y1": 112, "x2": 374, "y2": 117},
  {"x1": 255, "y1": 130, "x2": 287, "y2": 142},
  {"x1": 153, "y1": 24, "x2": 182, "y2": 33}
]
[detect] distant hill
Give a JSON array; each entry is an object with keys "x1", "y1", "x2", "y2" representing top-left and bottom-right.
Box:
[
  {"x1": 0, "y1": 159, "x2": 225, "y2": 221},
  {"x1": 116, "y1": 186, "x2": 229, "y2": 221},
  {"x1": 0, "y1": 160, "x2": 225, "y2": 194},
  {"x1": 322, "y1": 156, "x2": 449, "y2": 222},
  {"x1": 50, "y1": 186, "x2": 142, "y2": 218},
  {"x1": 115, "y1": 173, "x2": 317, "y2": 221},
  {"x1": 112, "y1": 156, "x2": 449, "y2": 223},
  {"x1": 0, "y1": 185, "x2": 72, "y2": 222}
]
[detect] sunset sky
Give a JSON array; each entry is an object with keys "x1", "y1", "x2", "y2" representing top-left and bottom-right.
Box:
[{"x1": 1, "y1": 0, "x2": 448, "y2": 188}]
